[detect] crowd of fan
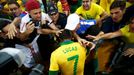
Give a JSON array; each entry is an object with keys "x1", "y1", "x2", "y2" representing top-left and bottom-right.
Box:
[{"x1": 0, "y1": 0, "x2": 134, "y2": 75}]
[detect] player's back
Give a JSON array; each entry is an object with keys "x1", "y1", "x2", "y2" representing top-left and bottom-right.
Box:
[{"x1": 51, "y1": 42, "x2": 87, "y2": 75}]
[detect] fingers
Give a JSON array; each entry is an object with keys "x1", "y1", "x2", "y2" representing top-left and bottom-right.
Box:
[
  {"x1": 86, "y1": 34, "x2": 96, "y2": 39},
  {"x1": 90, "y1": 42, "x2": 96, "y2": 50},
  {"x1": 78, "y1": 38, "x2": 91, "y2": 47},
  {"x1": 6, "y1": 32, "x2": 14, "y2": 39},
  {"x1": 55, "y1": 29, "x2": 64, "y2": 36},
  {"x1": 86, "y1": 34, "x2": 100, "y2": 42},
  {"x1": 6, "y1": 24, "x2": 17, "y2": 39},
  {"x1": 26, "y1": 22, "x2": 35, "y2": 31},
  {"x1": 123, "y1": 48, "x2": 134, "y2": 57}
]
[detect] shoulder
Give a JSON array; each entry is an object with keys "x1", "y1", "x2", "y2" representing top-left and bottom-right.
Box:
[
  {"x1": 41, "y1": 12, "x2": 49, "y2": 18},
  {"x1": 19, "y1": 11, "x2": 28, "y2": 18},
  {"x1": 120, "y1": 25, "x2": 129, "y2": 32},
  {"x1": 76, "y1": 6, "x2": 83, "y2": 11},
  {"x1": 41, "y1": 12, "x2": 52, "y2": 21},
  {"x1": 21, "y1": 14, "x2": 30, "y2": 23},
  {"x1": 102, "y1": 17, "x2": 113, "y2": 28},
  {"x1": 101, "y1": 16, "x2": 114, "y2": 32},
  {"x1": 91, "y1": 3, "x2": 101, "y2": 7},
  {"x1": 42, "y1": 12, "x2": 48, "y2": 16},
  {"x1": 59, "y1": 13, "x2": 67, "y2": 18},
  {"x1": 58, "y1": 13, "x2": 67, "y2": 21}
]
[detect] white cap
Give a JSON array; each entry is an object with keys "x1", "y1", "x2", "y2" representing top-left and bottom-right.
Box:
[{"x1": 65, "y1": 13, "x2": 80, "y2": 30}]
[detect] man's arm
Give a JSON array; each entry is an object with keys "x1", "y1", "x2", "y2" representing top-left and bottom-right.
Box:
[
  {"x1": 93, "y1": 30, "x2": 122, "y2": 41},
  {"x1": 73, "y1": 31, "x2": 95, "y2": 50},
  {"x1": 6, "y1": 17, "x2": 21, "y2": 39},
  {"x1": 19, "y1": 22, "x2": 35, "y2": 41},
  {"x1": 37, "y1": 28, "x2": 63, "y2": 36},
  {"x1": 49, "y1": 23, "x2": 59, "y2": 30}
]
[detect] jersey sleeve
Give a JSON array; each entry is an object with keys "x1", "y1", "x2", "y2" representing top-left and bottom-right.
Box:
[
  {"x1": 49, "y1": 52, "x2": 59, "y2": 71},
  {"x1": 120, "y1": 25, "x2": 128, "y2": 36},
  {"x1": 75, "y1": 6, "x2": 82, "y2": 15},
  {"x1": 96, "y1": 4, "x2": 105, "y2": 16}
]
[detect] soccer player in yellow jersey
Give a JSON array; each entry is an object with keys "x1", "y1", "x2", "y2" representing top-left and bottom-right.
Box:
[
  {"x1": 49, "y1": 13, "x2": 95, "y2": 75},
  {"x1": 49, "y1": 29, "x2": 95, "y2": 75}
]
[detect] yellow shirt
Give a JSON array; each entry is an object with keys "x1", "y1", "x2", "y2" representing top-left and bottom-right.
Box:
[
  {"x1": 120, "y1": 25, "x2": 134, "y2": 43},
  {"x1": 49, "y1": 41, "x2": 87, "y2": 75},
  {"x1": 75, "y1": 3, "x2": 105, "y2": 20},
  {"x1": 17, "y1": 0, "x2": 25, "y2": 11},
  {"x1": 99, "y1": 0, "x2": 114, "y2": 15},
  {"x1": 57, "y1": 1, "x2": 63, "y2": 13},
  {"x1": 126, "y1": 2, "x2": 134, "y2": 8},
  {"x1": 92, "y1": 0, "x2": 98, "y2": 3}
]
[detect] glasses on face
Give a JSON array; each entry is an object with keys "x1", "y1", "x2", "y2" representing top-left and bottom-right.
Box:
[{"x1": 10, "y1": 7, "x2": 18, "y2": 11}]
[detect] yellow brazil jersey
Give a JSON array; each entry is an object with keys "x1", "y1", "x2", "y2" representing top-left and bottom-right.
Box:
[
  {"x1": 120, "y1": 25, "x2": 134, "y2": 43},
  {"x1": 99, "y1": 0, "x2": 114, "y2": 15},
  {"x1": 17, "y1": 0, "x2": 25, "y2": 11},
  {"x1": 92, "y1": 0, "x2": 98, "y2": 3},
  {"x1": 57, "y1": 1, "x2": 63, "y2": 13},
  {"x1": 75, "y1": 2, "x2": 105, "y2": 20},
  {"x1": 126, "y1": 1, "x2": 134, "y2": 8},
  {"x1": 49, "y1": 41, "x2": 87, "y2": 75}
]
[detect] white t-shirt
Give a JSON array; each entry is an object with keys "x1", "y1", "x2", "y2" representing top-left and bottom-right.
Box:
[{"x1": 16, "y1": 12, "x2": 52, "y2": 68}]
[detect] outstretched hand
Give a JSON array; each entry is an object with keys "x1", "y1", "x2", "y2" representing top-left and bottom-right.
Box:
[
  {"x1": 6, "y1": 17, "x2": 21, "y2": 39},
  {"x1": 55, "y1": 29, "x2": 64, "y2": 36},
  {"x1": 6, "y1": 23, "x2": 17, "y2": 39},
  {"x1": 86, "y1": 34, "x2": 101, "y2": 42},
  {"x1": 123, "y1": 48, "x2": 134, "y2": 57},
  {"x1": 78, "y1": 38, "x2": 95, "y2": 50}
]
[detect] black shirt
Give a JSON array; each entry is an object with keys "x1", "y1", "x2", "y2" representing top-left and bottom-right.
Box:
[{"x1": 55, "y1": 13, "x2": 67, "y2": 29}]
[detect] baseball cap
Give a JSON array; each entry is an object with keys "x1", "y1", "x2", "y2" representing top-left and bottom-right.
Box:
[
  {"x1": 25, "y1": 0, "x2": 40, "y2": 11},
  {"x1": 47, "y1": 2, "x2": 58, "y2": 15},
  {"x1": 65, "y1": 13, "x2": 80, "y2": 30}
]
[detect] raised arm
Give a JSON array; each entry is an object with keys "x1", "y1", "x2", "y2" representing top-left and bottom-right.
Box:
[{"x1": 94, "y1": 30, "x2": 122, "y2": 41}]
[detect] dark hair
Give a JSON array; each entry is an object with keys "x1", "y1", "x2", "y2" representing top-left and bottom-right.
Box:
[
  {"x1": 129, "y1": 15, "x2": 134, "y2": 24},
  {"x1": 47, "y1": 2, "x2": 58, "y2": 15},
  {"x1": 130, "y1": 15, "x2": 134, "y2": 21},
  {"x1": 58, "y1": 29, "x2": 73, "y2": 41},
  {"x1": 7, "y1": 0, "x2": 20, "y2": 8},
  {"x1": 110, "y1": 0, "x2": 126, "y2": 11}
]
